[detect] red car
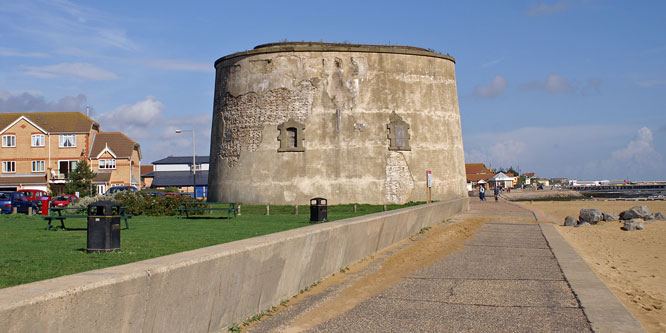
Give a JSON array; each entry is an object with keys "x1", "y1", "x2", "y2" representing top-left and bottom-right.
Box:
[
  {"x1": 18, "y1": 189, "x2": 49, "y2": 201},
  {"x1": 52, "y1": 194, "x2": 79, "y2": 207}
]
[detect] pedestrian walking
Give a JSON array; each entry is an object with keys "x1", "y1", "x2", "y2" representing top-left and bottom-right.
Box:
[
  {"x1": 494, "y1": 187, "x2": 500, "y2": 201},
  {"x1": 479, "y1": 186, "x2": 486, "y2": 201}
]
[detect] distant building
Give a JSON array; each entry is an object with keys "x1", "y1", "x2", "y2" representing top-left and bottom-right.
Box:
[
  {"x1": 0, "y1": 112, "x2": 140, "y2": 194},
  {"x1": 465, "y1": 163, "x2": 495, "y2": 190},
  {"x1": 488, "y1": 172, "x2": 514, "y2": 189},
  {"x1": 550, "y1": 177, "x2": 568, "y2": 184},
  {"x1": 149, "y1": 156, "x2": 208, "y2": 198},
  {"x1": 140, "y1": 165, "x2": 154, "y2": 188}
]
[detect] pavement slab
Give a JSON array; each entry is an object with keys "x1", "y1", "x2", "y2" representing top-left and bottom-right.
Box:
[{"x1": 250, "y1": 200, "x2": 644, "y2": 332}]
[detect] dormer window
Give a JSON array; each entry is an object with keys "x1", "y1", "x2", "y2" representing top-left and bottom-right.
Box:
[
  {"x1": 2, "y1": 135, "x2": 16, "y2": 147},
  {"x1": 99, "y1": 159, "x2": 116, "y2": 169},
  {"x1": 277, "y1": 119, "x2": 305, "y2": 152},
  {"x1": 59, "y1": 134, "x2": 76, "y2": 148}
]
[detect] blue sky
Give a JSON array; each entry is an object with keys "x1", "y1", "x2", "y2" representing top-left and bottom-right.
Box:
[{"x1": 1, "y1": 0, "x2": 664, "y2": 180}]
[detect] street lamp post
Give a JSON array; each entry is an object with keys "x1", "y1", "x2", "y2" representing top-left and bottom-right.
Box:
[{"x1": 176, "y1": 129, "x2": 195, "y2": 198}]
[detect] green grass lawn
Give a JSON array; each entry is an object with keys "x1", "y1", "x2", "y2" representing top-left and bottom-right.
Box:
[{"x1": 0, "y1": 203, "x2": 421, "y2": 289}]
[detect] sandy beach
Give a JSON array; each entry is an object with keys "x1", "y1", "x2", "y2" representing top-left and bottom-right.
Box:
[{"x1": 522, "y1": 200, "x2": 666, "y2": 332}]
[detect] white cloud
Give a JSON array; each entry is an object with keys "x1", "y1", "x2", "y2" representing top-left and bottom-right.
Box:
[
  {"x1": 544, "y1": 73, "x2": 573, "y2": 93},
  {"x1": 96, "y1": 96, "x2": 165, "y2": 139},
  {"x1": 611, "y1": 127, "x2": 662, "y2": 171},
  {"x1": 23, "y1": 62, "x2": 119, "y2": 81},
  {"x1": 474, "y1": 75, "x2": 508, "y2": 98},
  {"x1": 147, "y1": 59, "x2": 214, "y2": 72},
  {"x1": 522, "y1": 73, "x2": 575, "y2": 94},
  {"x1": 636, "y1": 79, "x2": 666, "y2": 87},
  {"x1": 464, "y1": 125, "x2": 664, "y2": 180},
  {"x1": 0, "y1": 47, "x2": 49, "y2": 58},
  {"x1": 527, "y1": 1, "x2": 568, "y2": 16},
  {"x1": 0, "y1": 91, "x2": 87, "y2": 113},
  {"x1": 481, "y1": 58, "x2": 504, "y2": 68},
  {"x1": 0, "y1": 0, "x2": 139, "y2": 52},
  {"x1": 94, "y1": 97, "x2": 212, "y2": 163}
]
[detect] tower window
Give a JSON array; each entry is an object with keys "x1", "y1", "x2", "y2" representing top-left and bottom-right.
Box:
[{"x1": 278, "y1": 119, "x2": 305, "y2": 152}]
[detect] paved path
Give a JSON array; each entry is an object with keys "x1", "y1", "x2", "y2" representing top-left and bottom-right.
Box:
[{"x1": 251, "y1": 200, "x2": 643, "y2": 332}]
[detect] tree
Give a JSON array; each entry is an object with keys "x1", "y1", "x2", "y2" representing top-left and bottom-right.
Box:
[{"x1": 65, "y1": 160, "x2": 96, "y2": 197}]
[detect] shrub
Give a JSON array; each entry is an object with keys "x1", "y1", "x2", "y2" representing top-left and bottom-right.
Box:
[{"x1": 69, "y1": 191, "x2": 199, "y2": 216}]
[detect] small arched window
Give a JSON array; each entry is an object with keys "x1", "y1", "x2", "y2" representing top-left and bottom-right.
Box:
[
  {"x1": 287, "y1": 128, "x2": 297, "y2": 148},
  {"x1": 278, "y1": 119, "x2": 305, "y2": 152}
]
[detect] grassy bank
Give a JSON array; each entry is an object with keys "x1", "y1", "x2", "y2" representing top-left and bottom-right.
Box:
[{"x1": 0, "y1": 203, "x2": 421, "y2": 289}]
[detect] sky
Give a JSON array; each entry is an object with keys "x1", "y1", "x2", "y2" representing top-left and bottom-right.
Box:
[{"x1": 0, "y1": 0, "x2": 664, "y2": 181}]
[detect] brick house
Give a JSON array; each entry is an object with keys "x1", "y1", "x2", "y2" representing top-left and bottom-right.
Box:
[
  {"x1": 465, "y1": 163, "x2": 495, "y2": 190},
  {"x1": 0, "y1": 112, "x2": 141, "y2": 195}
]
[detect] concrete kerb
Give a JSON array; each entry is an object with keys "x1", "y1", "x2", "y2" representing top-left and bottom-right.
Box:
[
  {"x1": 0, "y1": 197, "x2": 468, "y2": 332},
  {"x1": 540, "y1": 224, "x2": 645, "y2": 332}
]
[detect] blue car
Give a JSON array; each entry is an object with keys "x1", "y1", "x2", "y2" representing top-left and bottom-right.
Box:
[{"x1": 0, "y1": 191, "x2": 39, "y2": 214}]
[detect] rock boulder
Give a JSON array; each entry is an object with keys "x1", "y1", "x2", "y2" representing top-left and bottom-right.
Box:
[
  {"x1": 619, "y1": 205, "x2": 651, "y2": 220},
  {"x1": 602, "y1": 212, "x2": 619, "y2": 221},
  {"x1": 564, "y1": 216, "x2": 577, "y2": 226},
  {"x1": 621, "y1": 219, "x2": 645, "y2": 231},
  {"x1": 579, "y1": 209, "x2": 602, "y2": 224}
]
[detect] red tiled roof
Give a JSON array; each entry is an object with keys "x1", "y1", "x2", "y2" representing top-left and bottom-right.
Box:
[
  {"x1": 90, "y1": 132, "x2": 141, "y2": 159},
  {"x1": 465, "y1": 163, "x2": 493, "y2": 174},
  {"x1": 465, "y1": 163, "x2": 494, "y2": 182},
  {"x1": 140, "y1": 165, "x2": 154, "y2": 176},
  {"x1": 0, "y1": 112, "x2": 98, "y2": 133}
]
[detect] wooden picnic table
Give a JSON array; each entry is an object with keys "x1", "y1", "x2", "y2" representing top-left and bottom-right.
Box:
[
  {"x1": 43, "y1": 206, "x2": 132, "y2": 230},
  {"x1": 177, "y1": 202, "x2": 236, "y2": 219}
]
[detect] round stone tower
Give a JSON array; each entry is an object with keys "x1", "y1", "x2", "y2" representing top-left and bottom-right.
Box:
[{"x1": 209, "y1": 42, "x2": 467, "y2": 205}]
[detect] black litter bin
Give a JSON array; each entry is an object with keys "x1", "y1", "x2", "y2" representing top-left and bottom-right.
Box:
[
  {"x1": 310, "y1": 197, "x2": 327, "y2": 223},
  {"x1": 87, "y1": 201, "x2": 121, "y2": 253}
]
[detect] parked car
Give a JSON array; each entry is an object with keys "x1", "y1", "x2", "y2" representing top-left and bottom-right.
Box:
[
  {"x1": 0, "y1": 192, "x2": 11, "y2": 214},
  {"x1": 0, "y1": 191, "x2": 40, "y2": 214},
  {"x1": 105, "y1": 186, "x2": 139, "y2": 195},
  {"x1": 18, "y1": 189, "x2": 49, "y2": 202},
  {"x1": 18, "y1": 189, "x2": 50, "y2": 213},
  {"x1": 51, "y1": 194, "x2": 79, "y2": 207}
]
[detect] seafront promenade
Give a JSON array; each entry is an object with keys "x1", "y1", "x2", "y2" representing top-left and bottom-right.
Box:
[{"x1": 249, "y1": 200, "x2": 645, "y2": 332}]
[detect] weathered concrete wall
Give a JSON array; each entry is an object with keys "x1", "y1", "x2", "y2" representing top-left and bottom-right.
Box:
[
  {"x1": 209, "y1": 42, "x2": 467, "y2": 204},
  {"x1": 0, "y1": 198, "x2": 467, "y2": 332}
]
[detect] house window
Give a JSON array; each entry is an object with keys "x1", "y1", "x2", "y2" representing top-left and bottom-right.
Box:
[
  {"x1": 277, "y1": 119, "x2": 305, "y2": 152},
  {"x1": 2, "y1": 161, "x2": 16, "y2": 173},
  {"x1": 2, "y1": 135, "x2": 16, "y2": 147},
  {"x1": 59, "y1": 134, "x2": 76, "y2": 148},
  {"x1": 387, "y1": 111, "x2": 411, "y2": 151},
  {"x1": 31, "y1": 134, "x2": 45, "y2": 147},
  {"x1": 58, "y1": 160, "x2": 78, "y2": 179},
  {"x1": 32, "y1": 160, "x2": 45, "y2": 172},
  {"x1": 99, "y1": 159, "x2": 116, "y2": 169}
]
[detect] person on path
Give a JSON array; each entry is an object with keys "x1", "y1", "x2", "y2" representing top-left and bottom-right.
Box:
[
  {"x1": 494, "y1": 187, "x2": 500, "y2": 201},
  {"x1": 479, "y1": 186, "x2": 486, "y2": 201}
]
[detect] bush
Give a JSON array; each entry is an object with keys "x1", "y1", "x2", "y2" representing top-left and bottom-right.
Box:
[
  {"x1": 116, "y1": 192, "x2": 198, "y2": 216},
  {"x1": 69, "y1": 191, "x2": 199, "y2": 216}
]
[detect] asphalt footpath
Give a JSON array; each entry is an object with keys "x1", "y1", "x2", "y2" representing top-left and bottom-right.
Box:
[{"x1": 250, "y1": 200, "x2": 644, "y2": 332}]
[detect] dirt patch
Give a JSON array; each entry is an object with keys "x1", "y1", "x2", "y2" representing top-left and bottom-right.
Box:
[
  {"x1": 267, "y1": 217, "x2": 490, "y2": 332},
  {"x1": 522, "y1": 201, "x2": 666, "y2": 333}
]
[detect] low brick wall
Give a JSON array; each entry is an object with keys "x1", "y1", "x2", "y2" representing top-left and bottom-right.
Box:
[{"x1": 0, "y1": 198, "x2": 467, "y2": 332}]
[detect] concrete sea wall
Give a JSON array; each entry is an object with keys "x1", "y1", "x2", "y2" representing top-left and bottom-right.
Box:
[{"x1": 0, "y1": 198, "x2": 467, "y2": 332}]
